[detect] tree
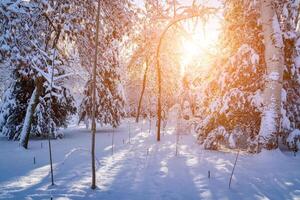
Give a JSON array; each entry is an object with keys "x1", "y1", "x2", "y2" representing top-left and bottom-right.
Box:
[
  {"x1": 78, "y1": 0, "x2": 136, "y2": 129},
  {"x1": 74, "y1": 0, "x2": 136, "y2": 189},
  {"x1": 194, "y1": 0, "x2": 300, "y2": 152},
  {"x1": 126, "y1": 0, "x2": 176, "y2": 122},
  {"x1": 127, "y1": 1, "x2": 211, "y2": 140},
  {"x1": 78, "y1": 37, "x2": 126, "y2": 128},
  {"x1": 258, "y1": 0, "x2": 285, "y2": 150},
  {"x1": 0, "y1": 0, "x2": 90, "y2": 148},
  {"x1": 194, "y1": 0, "x2": 265, "y2": 151},
  {"x1": 276, "y1": 0, "x2": 300, "y2": 150},
  {"x1": 90, "y1": 0, "x2": 101, "y2": 190}
]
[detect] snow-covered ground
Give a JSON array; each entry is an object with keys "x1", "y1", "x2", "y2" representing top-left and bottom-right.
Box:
[{"x1": 0, "y1": 119, "x2": 299, "y2": 200}]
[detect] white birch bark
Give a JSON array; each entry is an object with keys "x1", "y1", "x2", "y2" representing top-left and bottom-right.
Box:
[{"x1": 259, "y1": 0, "x2": 284, "y2": 149}]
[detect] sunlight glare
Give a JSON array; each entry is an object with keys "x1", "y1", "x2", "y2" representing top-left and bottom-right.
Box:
[{"x1": 179, "y1": 17, "x2": 220, "y2": 76}]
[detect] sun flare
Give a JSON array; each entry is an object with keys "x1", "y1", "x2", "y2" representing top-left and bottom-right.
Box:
[
  {"x1": 179, "y1": 17, "x2": 220, "y2": 76},
  {"x1": 181, "y1": 38, "x2": 201, "y2": 65}
]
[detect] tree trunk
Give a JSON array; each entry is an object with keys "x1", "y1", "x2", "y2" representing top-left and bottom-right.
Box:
[
  {"x1": 20, "y1": 78, "x2": 43, "y2": 149},
  {"x1": 91, "y1": 0, "x2": 101, "y2": 190},
  {"x1": 156, "y1": 49, "x2": 162, "y2": 142},
  {"x1": 136, "y1": 58, "x2": 149, "y2": 123},
  {"x1": 259, "y1": 0, "x2": 284, "y2": 150}
]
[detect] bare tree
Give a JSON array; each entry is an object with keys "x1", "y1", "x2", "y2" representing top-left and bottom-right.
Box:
[
  {"x1": 91, "y1": 0, "x2": 101, "y2": 190},
  {"x1": 136, "y1": 57, "x2": 149, "y2": 123}
]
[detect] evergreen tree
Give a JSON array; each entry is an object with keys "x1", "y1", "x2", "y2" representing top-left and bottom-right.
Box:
[
  {"x1": 195, "y1": 0, "x2": 264, "y2": 151},
  {"x1": 277, "y1": 0, "x2": 300, "y2": 151},
  {"x1": 0, "y1": 0, "x2": 86, "y2": 147},
  {"x1": 77, "y1": 0, "x2": 136, "y2": 128},
  {"x1": 79, "y1": 37, "x2": 125, "y2": 128},
  {"x1": 194, "y1": 0, "x2": 300, "y2": 152}
]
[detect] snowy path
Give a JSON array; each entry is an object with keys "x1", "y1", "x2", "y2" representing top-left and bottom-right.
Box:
[{"x1": 0, "y1": 119, "x2": 300, "y2": 199}]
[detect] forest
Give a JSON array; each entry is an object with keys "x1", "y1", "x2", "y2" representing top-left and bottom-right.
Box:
[{"x1": 0, "y1": 0, "x2": 300, "y2": 199}]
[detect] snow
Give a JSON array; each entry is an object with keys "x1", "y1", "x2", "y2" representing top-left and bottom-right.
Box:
[
  {"x1": 295, "y1": 56, "x2": 300, "y2": 70},
  {"x1": 259, "y1": 105, "x2": 278, "y2": 139},
  {"x1": 249, "y1": 90, "x2": 263, "y2": 111},
  {"x1": 0, "y1": 119, "x2": 300, "y2": 199},
  {"x1": 237, "y1": 44, "x2": 259, "y2": 65},
  {"x1": 281, "y1": 88, "x2": 287, "y2": 103},
  {"x1": 281, "y1": 106, "x2": 291, "y2": 131},
  {"x1": 281, "y1": 89, "x2": 291, "y2": 131},
  {"x1": 287, "y1": 129, "x2": 300, "y2": 149},
  {"x1": 228, "y1": 133, "x2": 236, "y2": 149},
  {"x1": 0, "y1": 44, "x2": 10, "y2": 52},
  {"x1": 268, "y1": 72, "x2": 280, "y2": 81}
]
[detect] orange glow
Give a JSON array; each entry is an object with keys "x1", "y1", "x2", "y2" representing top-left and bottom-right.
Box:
[{"x1": 179, "y1": 17, "x2": 220, "y2": 76}]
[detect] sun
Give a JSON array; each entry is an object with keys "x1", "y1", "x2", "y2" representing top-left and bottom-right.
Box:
[
  {"x1": 179, "y1": 17, "x2": 220, "y2": 75},
  {"x1": 181, "y1": 36, "x2": 201, "y2": 66}
]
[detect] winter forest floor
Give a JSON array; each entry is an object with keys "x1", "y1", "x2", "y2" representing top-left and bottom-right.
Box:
[{"x1": 0, "y1": 119, "x2": 300, "y2": 200}]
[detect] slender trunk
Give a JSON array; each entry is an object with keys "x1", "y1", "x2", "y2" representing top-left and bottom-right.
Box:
[
  {"x1": 173, "y1": 0, "x2": 176, "y2": 18},
  {"x1": 149, "y1": 90, "x2": 152, "y2": 134},
  {"x1": 156, "y1": 51, "x2": 162, "y2": 142},
  {"x1": 229, "y1": 150, "x2": 240, "y2": 188},
  {"x1": 91, "y1": 0, "x2": 101, "y2": 190},
  {"x1": 136, "y1": 58, "x2": 149, "y2": 123},
  {"x1": 259, "y1": 0, "x2": 284, "y2": 150},
  {"x1": 20, "y1": 78, "x2": 43, "y2": 149},
  {"x1": 48, "y1": 46, "x2": 58, "y2": 186}
]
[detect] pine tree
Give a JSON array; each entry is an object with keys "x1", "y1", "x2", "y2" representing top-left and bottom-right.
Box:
[
  {"x1": 194, "y1": 0, "x2": 300, "y2": 152},
  {"x1": 79, "y1": 37, "x2": 125, "y2": 128},
  {"x1": 0, "y1": 69, "x2": 34, "y2": 140},
  {"x1": 195, "y1": 0, "x2": 265, "y2": 151},
  {"x1": 77, "y1": 0, "x2": 136, "y2": 128},
  {"x1": 276, "y1": 0, "x2": 300, "y2": 150},
  {"x1": 0, "y1": 0, "x2": 85, "y2": 147}
]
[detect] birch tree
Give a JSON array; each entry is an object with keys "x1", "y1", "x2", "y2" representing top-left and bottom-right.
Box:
[{"x1": 259, "y1": 0, "x2": 285, "y2": 149}]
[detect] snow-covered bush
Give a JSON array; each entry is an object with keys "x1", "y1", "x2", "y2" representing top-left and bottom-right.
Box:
[
  {"x1": 202, "y1": 126, "x2": 228, "y2": 150},
  {"x1": 286, "y1": 129, "x2": 300, "y2": 152}
]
